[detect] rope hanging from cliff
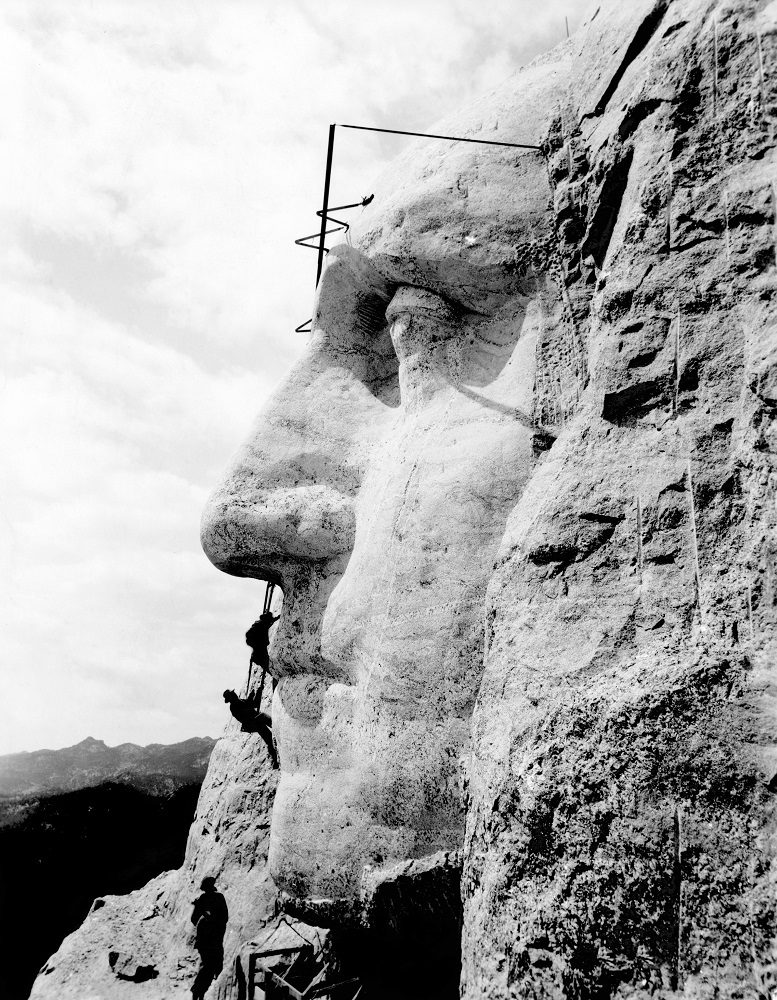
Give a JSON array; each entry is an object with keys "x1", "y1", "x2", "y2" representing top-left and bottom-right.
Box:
[
  {"x1": 245, "y1": 580, "x2": 279, "y2": 710},
  {"x1": 262, "y1": 581, "x2": 276, "y2": 615},
  {"x1": 256, "y1": 664, "x2": 268, "y2": 708}
]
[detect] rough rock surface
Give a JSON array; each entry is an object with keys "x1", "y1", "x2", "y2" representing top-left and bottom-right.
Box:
[
  {"x1": 464, "y1": 1, "x2": 777, "y2": 997},
  {"x1": 201, "y1": 40, "x2": 565, "y2": 928},
  {"x1": 33, "y1": 1, "x2": 777, "y2": 998},
  {"x1": 30, "y1": 715, "x2": 324, "y2": 1000}
]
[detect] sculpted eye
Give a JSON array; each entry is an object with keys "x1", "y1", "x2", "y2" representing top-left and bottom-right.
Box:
[
  {"x1": 386, "y1": 287, "x2": 460, "y2": 360},
  {"x1": 312, "y1": 248, "x2": 399, "y2": 406},
  {"x1": 386, "y1": 286, "x2": 459, "y2": 325}
]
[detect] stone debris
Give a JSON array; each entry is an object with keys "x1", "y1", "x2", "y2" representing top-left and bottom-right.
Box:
[{"x1": 108, "y1": 951, "x2": 159, "y2": 983}]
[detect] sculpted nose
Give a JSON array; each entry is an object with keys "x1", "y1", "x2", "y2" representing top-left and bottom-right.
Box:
[
  {"x1": 200, "y1": 246, "x2": 395, "y2": 587},
  {"x1": 200, "y1": 340, "x2": 359, "y2": 584}
]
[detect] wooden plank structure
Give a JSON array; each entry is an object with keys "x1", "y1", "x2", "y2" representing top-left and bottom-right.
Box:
[{"x1": 246, "y1": 944, "x2": 361, "y2": 1000}]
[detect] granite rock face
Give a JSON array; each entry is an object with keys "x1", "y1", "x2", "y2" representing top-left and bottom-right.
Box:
[
  {"x1": 463, "y1": 1, "x2": 777, "y2": 997},
  {"x1": 201, "y1": 39, "x2": 569, "y2": 929},
  {"x1": 33, "y1": 1, "x2": 777, "y2": 997},
  {"x1": 29, "y1": 721, "x2": 321, "y2": 1000}
]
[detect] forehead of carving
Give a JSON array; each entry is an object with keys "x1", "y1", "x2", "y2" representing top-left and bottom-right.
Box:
[
  {"x1": 358, "y1": 149, "x2": 548, "y2": 260},
  {"x1": 348, "y1": 52, "x2": 570, "y2": 312}
]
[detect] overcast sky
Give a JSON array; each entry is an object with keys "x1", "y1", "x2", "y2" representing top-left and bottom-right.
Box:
[{"x1": 0, "y1": 0, "x2": 584, "y2": 755}]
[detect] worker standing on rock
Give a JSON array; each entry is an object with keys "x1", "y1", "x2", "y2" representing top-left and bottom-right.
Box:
[{"x1": 190, "y1": 876, "x2": 228, "y2": 1000}]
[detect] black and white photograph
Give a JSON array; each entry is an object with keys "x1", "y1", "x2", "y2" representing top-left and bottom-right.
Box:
[{"x1": 2, "y1": 1, "x2": 777, "y2": 998}]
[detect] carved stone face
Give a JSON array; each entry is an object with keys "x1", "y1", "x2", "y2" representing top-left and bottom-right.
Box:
[{"x1": 201, "y1": 62, "x2": 567, "y2": 918}]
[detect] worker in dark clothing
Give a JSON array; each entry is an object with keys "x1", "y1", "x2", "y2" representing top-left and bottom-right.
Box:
[
  {"x1": 223, "y1": 689, "x2": 279, "y2": 769},
  {"x1": 245, "y1": 610, "x2": 279, "y2": 674},
  {"x1": 190, "y1": 877, "x2": 228, "y2": 1000}
]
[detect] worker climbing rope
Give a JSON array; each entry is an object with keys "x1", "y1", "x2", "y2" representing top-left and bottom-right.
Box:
[
  {"x1": 222, "y1": 581, "x2": 280, "y2": 768},
  {"x1": 223, "y1": 689, "x2": 278, "y2": 768},
  {"x1": 247, "y1": 580, "x2": 278, "y2": 666},
  {"x1": 245, "y1": 581, "x2": 280, "y2": 704},
  {"x1": 246, "y1": 609, "x2": 279, "y2": 677}
]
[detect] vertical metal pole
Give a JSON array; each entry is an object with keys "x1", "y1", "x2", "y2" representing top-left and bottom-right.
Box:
[
  {"x1": 565, "y1": 16, "x2": 570, "y2": 38},
  {"x1": 263, "y1": 581, "x2": 275, "y2": 615},
  {"x1": 687, "y1": 456, "x2": 702, "y2": 617},
  {"x1": 316, "y1": 124, "x2": 337, "y2": 286},
  {"x1": 636, "y1": 496, "x2": 643, "y2": 584}
]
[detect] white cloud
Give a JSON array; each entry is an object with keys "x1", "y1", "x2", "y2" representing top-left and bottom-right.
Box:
[{"x1": 0, "y1": 0, "x2": 584, "y2": 753}]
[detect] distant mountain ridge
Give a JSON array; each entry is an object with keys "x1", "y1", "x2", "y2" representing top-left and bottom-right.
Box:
[{"x1": 0, "y1": 735, "x2": 216, "y2": 798}]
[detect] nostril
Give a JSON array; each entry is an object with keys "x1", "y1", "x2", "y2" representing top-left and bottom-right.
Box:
[
  {"x1": 385, "y1": 286, "x2": 458, "y2": 327},
  {"x1": 386, "y1": 287, "x2": 460, "y2": 363}
]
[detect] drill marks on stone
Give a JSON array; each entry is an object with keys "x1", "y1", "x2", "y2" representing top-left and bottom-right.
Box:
[
  {"x1": 713, "y1": 17, "x2": 721, "y2": 122},
  {"x1": 724, "y1": 190, "x2": 731, "y2": 260},
  {"x1": 568, "y1": 305, "x2": 588, "y2": 400},
  {"x1": 747, "y1": 583, "x2": 755, "y2": 643},
  {"x1": 757, "y1": 25, "x2": 777, "y2": 137},
  {"x1": 771, "y1": 181, "x2": 777, "y2": 269},
  {"x1": 687, "y1": 457, "x2": 703, "y2": 618},
  {"x1": 756, "y1": 29, "x2": 766, "y2": 112},
  {"x1": 543, "y1": 96, "x2": 599, "y2": 423},
  {"x1": 533, "y1": 261, "x2": 588, "y2": 429},
  {"x1": 533, "y1": 308, "x2": 585, "y2": 428},
  {"x1": 636, "y1": 496, "x2": 644, "y2": 584},
  {"x1": 533, "y1": 356, "x2": 562, "y2": 429},
  {"x1": 673, "y1": 305, "x2": 681, "y2": 415},
  {"x1": 671, "y1": 803, "x2": 683, "y2": 992}
]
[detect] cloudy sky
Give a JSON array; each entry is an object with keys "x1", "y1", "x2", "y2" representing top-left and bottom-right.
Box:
[{"x1": 0, "y1": 0, "x2": 583, "y2": 755}]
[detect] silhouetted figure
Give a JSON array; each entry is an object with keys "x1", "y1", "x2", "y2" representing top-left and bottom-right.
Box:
[
  {"x1": 223, "y1": 689, "x2": 278, "y2": 769},
  {"x1": 245, "y1": 610, "x2": 279, "y2": 672},
  {"x1": 190, "y1": 877, "x2": 228, "y2": 1000}
]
